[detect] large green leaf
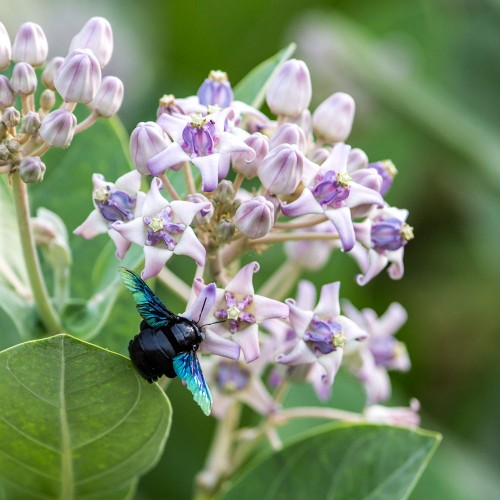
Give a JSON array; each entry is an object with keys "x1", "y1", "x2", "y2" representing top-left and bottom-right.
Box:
[
  {"x1": 233, "y1": 43, "x2": 296, "y2": 108},
  {"x1": 0, "y1": 334, "x2": 171, "y2": 500},
  {"x1": 221, "y1": 423, "x2": 441, "y2": 500}
]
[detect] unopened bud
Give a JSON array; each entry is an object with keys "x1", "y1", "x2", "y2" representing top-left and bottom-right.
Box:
[
  {"x1": 258, "y1": 144, "x2": 304, "y2": 195},
  {"x1": 19, "y1": 156, "x2": 46, "y2": 183},
  {"x1": 55, "y1": 49, "x2": 101, "y2": 103},
  {"x1": 41, "y1": 57, "x2": 64, "y2": 90},
  {"x1": 269, "y1": 123, "x2": 307, "y2": 152},
  {"x1": 39, "y1": 109, "x2": 77, "y2": 148},
  {"x1": 232, "y1": 132, "x2": 269, "y2": 178},
  {"x1": 0, "y1": 76, "x2": 15, "y2": 108},
  {"x1": 12, "y1": 22, "x2": 48, "y2": 66},
  {"x1": 347, "y1": 148, "x2": 369, "y2": 171},
  {"x1": 0, "y1": 144, "x2": 9, "y2": 160},
  {"x1": 186, "y1": 193, "x2": 214, "y2": 225},
  {"x1": 215, "y1": 219, "x2": 235, "y2": 243},
  {"x1": 312, "y1": 92, "x2": 355, "y2": 144},
  {"x1": 69, "y1": 17, "x2": 113, "y2": 68},
  {"x1": 4, "y1": 137, "x2": 20, "y2": 154},
  {"x1": 0, "y1": 123, "x2": 7, "y2": 140},
  {"x1": 90, "y1": 76, "x2": 124, "y2": 117},
  {"x1": 1, "y1": 107, "x2": 20, "y2": 128},
  {"x1": 10, "y1": 62, "x2": 37, "y2": 95},
  {"x1": 40, "y1": 89, "x2": 56, "y2": 112},
  {"x1": 129, "y1": 121, "x2": 170, "y2": 175},
  {"x1": 197, "y1": 70, "x2": 233, "y2": 108},
  {"x1": 20, "y1": 111, "x2": 41, "y2": 135},
  {"x1": 0, "y1": 22, "x2": 12, "y2": 70},
  {"x1": 266, "y1": 59, "x2": 312, "y2": 117},
  {"x1": 235, "y1": 196, "x2": 274, "y2": 239}
]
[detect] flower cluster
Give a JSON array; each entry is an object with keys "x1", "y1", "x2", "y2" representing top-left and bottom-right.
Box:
[
  {"x1": 0, "y1": 18, "x2": 123, "y2": 183},
  {"x1": 75, "y1": 56, "x2": 417, "y2": 425}
]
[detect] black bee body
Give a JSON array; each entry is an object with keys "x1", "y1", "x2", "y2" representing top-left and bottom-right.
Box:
[{"x1": 128, "y1": 319, "x2": 204, "y2": 382}]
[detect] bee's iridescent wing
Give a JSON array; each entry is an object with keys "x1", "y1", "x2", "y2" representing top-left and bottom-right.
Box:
[
  {"x1": 119, "y1": 268, "x2": 174, "y2": 328},
  {"x1": 173, "y1": 351, "x2": 212, "y2": 416}
]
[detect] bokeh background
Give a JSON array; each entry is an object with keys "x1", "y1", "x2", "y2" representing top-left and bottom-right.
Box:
[{"x1": 4, "y1": 0, "x2": 500, "y2": 498}]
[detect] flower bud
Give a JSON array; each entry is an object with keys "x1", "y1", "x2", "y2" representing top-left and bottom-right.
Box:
[
  {"x1": 0, "y1": 22, "x2": 12, "y2": 70},
  {"x1": 0, "y1": 76, "x2": 15, "y2": 108},
  {"x1": 12, "y1": 22, "x2": 48, "y2": 66},
  {"x1": 312, "y1": 92, "x2": 355, "y2": 143},
  {"x1": 369, "y1": 160, "x2": 397, "y2": 196},
  {"x1": 129, "y1": 121, "x2": 170, "y2": 175},
  {"x1": 19, "y1": 156, "x2": 46, "y2": 183},
  {"x1": 0, "y1": 123, "x2": 7, "y2": 140},
  {"x1": 269, "y1": 123, "x2": 307, "y2": 152},
  {"x1": 20, "y1": 111, "x2": 41, "y2": 135},
  {"x1": 197, "y1": 70, "x2": 233, "y2": 108},
  {"x1": 40, "y1": 89, "x2": 56, "y2": 112},
  {"x1": 69, "y1": 17, "x2": 113, "y2": 68},
  {"x1": 54, "y1": 49, "x2": 101, "y2": 103},
  {"x1": 90, "y1": 76, "x2": 124, "y2": 117},
  {"x1": 215, "y1": 219, "x2": 235, "y2": 243},
  {"x1": 0, "y1": 144, "x2": 9, "y2": 160},
  {"x1": 266, "y1": 59, "x2": 312, "y2": 117},
  {"x1": 4, "y1": 137, "x2": 20, "y2": 154},
  {"x1": 41, "y1": 56, "x2": 64, "y2": 90},
  {"x1": 1, "y1": 107, "x2": 20, "y2": 128},
  {"x1": 39, "y1": 109, "x2": 77, "y2": 148},
  {"x1": 10, "y1": 62, "x2": 37, "y2": 95},
  {"x1": 214, "y1": 179, "x2": 235, "y2": 205},
  {"x1": 258, "y1": 144, "x2": 304, "y2": 195},
  {"x1": 347, "y1": 147, "x2": 369, "y2": 171},
  {"x1": 186, "y1": 193, "x2": 214, "y2": 225},
  {"x1": 235, "y1": 196, "x2": 274, "y2": 239},
  {"x1": 232, "y1": 132, "x2": 269, "y2": 178}
]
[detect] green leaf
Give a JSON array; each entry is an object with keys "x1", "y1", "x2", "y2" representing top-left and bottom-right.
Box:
[
  {"x1": 221, "y1": 423, "x2": 441, "y2": 500},
  {"x1": 0, "y1": 334, "x2": 171, "y2": 500},
  {"x1": 233, "y1": 43, "x2": 296, "y2": 108}
]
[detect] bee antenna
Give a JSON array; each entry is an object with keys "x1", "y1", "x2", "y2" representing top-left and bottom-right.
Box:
[
  {"x1": 197, "y1": 297, "x2": 208, "y2": 324},
  {"x1": 200, "y1": 319, "x2": 227, "y2": 328}
]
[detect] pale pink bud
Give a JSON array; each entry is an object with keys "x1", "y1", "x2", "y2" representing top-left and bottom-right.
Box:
[
  {"x1": 232, "y1": 132, "x2": 269, "y2": 178},
  {"x1": 90, "y1": 76, "x2": 124, "y2": 117},
  {"x1": 54, "y1": 49, "x2": 102, "y2": 103},
  {"x1": 41, "y1": 57, "x2": 64, "y2": 90},
  {"x1": 19, "y1": 156, "x2": 46, "y2": 183},
  {"x1": 1, "y1": 107, "x2": 20, "y2": 128},
  {"x1": 269, "y1": 123, "x2": 307, "y2": 152},
  {"x1": 10, "y1": 62, "x2": 37, "y2": 95},
  {"x1": 21, "y1": 111, "x2": 41, "y2": 135},
  {"x1": 0, "y1": 22, "x2": 12, "y2": 70},
  {"x1": 0, "y1": 75, "x2": 15, "y2": 108},
  {"x1": 266, "y1": 59, "x2": 312, "y2": 117},
  {"x1": 312, "y1": 92, "x2": 355, "y2": 143},
  {"x1": 235, "y1": 196, "x2": 274, "y2": 239},
  {"x1": 39, "y1": 109, "x2": 77, "y2": 148},
  {"x1": 12, "y1": 22, "x2": 48, "y2": 66},
  {"x1": 129, "y1": 121, "x2": 170, "y2": 175},
  {"x1": 40, "y1": 89, "x2": 56, "y2": 112},
  {"x1": 258, "y1": 144, "x2": 304, "y2": 195},
  {"x1": 69, "y1": 17, "x2": 113, "y2": 69}
]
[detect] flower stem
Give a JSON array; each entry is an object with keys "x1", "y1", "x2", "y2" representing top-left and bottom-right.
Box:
[
  {"x1": 11, "y1": 172, "x2": 61, "y2": 334},
  {"x1": 158, "y1": 173, "x2": 181, "y2": 200},
  {"x1": 233, "y1": 172, "x2": 244, "y2": 193},
  {"x1": 157, "y1": 267, "x2": 191, "y2": 303},
  {"x1": 270, "y1": 406, "x2": 363, "y2": 424},
  {"x1": 183, "y1": 162, "x2": 196, "y2": 194},
  {"x1": 195, "y1": 402, "x2": 241, "y2": 497},
  {"x1": 249, "y1": 232, "x2": 340, "y2": 245},
  {"x1": 258, "y1": 260, "x2": 301, "y2": 301},
  {"x1": 273, "y1": 214, "x2": 328, "y2": 229}
]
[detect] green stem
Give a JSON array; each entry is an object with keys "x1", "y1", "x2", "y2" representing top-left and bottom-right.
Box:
[
  {"x1": 257, "y1": 260, "x2": 301, "y2": 301},
  {"x1": 11, "y1": 172, "x2": 61, "y2": 334}
]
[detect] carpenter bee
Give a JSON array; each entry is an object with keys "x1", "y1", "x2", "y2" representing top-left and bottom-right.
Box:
[{"x1": 120, "y1": 267, "x2": 212, "y2": 416}]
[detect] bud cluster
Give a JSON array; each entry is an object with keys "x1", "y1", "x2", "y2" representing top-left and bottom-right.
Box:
[
  {"x1": 0, "y1": 18, "x2": 123, "y2": 183},
  {"x1": 76, "y1": 56, "x2": 417, "y2": 425}
]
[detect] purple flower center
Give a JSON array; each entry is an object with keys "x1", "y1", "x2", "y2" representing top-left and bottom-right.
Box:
[
  {"x1": 197, "y1": 71, "x2": 233, "y2": 109},
  {"x1": 311, "y1": 170, "x2": 351, "y2": 208},
  {"x1": 214, "y1": 361, "x2": 250, "y2": 393},
  {"x1": 214, "y1": 292, "x2": 255, "y2": 333},
  {"x1": 143, "y1": 207, "x2": 186, "y2": 248},
  {"x1": 94, "y1": 186, "x2": 136, "y2": 224},
  {"x1": 371, "y1": 217, "x2": 414, "y2": 252},
  {"x1": 304, "y1": 315, "x2": 345, "y2": 355},
  {"x1": 370, "y1": 336, "x2": 398, "y2": 368},
  {"x1": 368, "y1": 160, "x2": 397, "y2": 196},
  {"x1": 182, "y1": 113, "x2": 217, "y2": 157}
]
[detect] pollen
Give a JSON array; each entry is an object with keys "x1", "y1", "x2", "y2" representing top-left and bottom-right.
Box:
[
  {"x1": 159, "y1": 94, "x2": 176, "y2": 107},
  {"x1": 336, "y1": 172, "x2": 352, "y2": 188},
  {"x1": 148, "y1": 217, "x2": 164, "y2": 232},
  {"x1": 93, "y1": 187, "x2": 110, "y2": 203},
  {"x1": 209, "y1": 70, "x2": 228, "y2": 82},
  {"x1": 190, "y1": 113, "x2": 206, "y2": 129},
  {"x1": 227, "y1": 305, "x2": 241, "y2": 320},
  {"x1": 333, "y1": 331, "x2": 346, "y2": 348},
  {"x1": 383, "y1": 159, "x2": 398, "y2": 178},
  {"x1": 400, "y1": 223, "x2": 414, "y2": 241}
]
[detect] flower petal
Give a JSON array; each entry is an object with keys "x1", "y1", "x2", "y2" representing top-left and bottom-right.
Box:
[
  {"x1": 378, "y1": 302, "x2": 407, "y2": 336},
  {"x1": 325, "y1": 206, "x2": 355, "y2": 251},
  {"x1": 74, "y1": 209, "x2": 108, "y2": 238},
  {"x1": 320, "y1": 142, "x2": 350, "y2": 173},
  {"x1": 173, "y1": 226, "x2": 206, "y2": 266},
  {"x1": 142, "y1": 177, "x2": 169, "y2": 215},
  {"x1": 314, "y1": 282, "x2": 340, "y2": 318},
  {"x1": 346, "y1": 182, "x2": 384, "y2": 209},
  {"x1": 219, "y1": 131, "x2": 256, "y2": 159},
  {"x1": 183, "y1": 283, "x2": 216, "y2": 324},
  {"x1": 240, "y1": 377, "x2": 277, "y2": 415},
  {"x1": 114, "y1": 169, "x2": 142, "y2": 192},
  {"x1": 225, "y1": 261, "x2": 258, "y2": 296},
  {"x1": 286, "y1": 300, "x2": 314, "y2": 338},
  {"x1": 200, "y1": 330, "x2": 241, "y2": 360},
  {"x1": 142, "y1": 245, "x2": 173, "y2": 279},
  {"x1": 295, "y1": 280, "x2": 317, "y2": 311},
  {"x1": 156, "y1": 112, "x2": 188, "y2": 142},
  {"x1": 232, "y1": 323, "x2": 260, "y2": 363},
  {"x1": 107, "y1": 228, "x2": 131, "y2": 260},
  {"x1": 336, "y1": 315, "x2": 368, "y2": 342},
  {"x1": 112, "y1": 218, "x2": 146, "y2": 246},
  {"x1": 147, "y1": 143, "x2": 189, "y2": 176},
  {"x1": 253, "y1": 294, "x2": 289, "y2": 322},
  {"x1": 277, "y1": 339, "x2": 316, "y2": 365},
  {"x1": 281, "y1": 188, "x2": 324, "y2": 217},
  {"x1": 355, "y1": 249, "x2": 389, "y2": 286},
  {"x1": 171, "y1": 199, "x2": 211, "y2": 226},
  {"x1": 191, "y1": 154, "x2": 220, "y2": 192}
]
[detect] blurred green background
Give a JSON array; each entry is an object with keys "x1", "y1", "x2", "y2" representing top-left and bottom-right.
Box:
[{"x1": 5, "y1": 0, "x2": 500, "y2": 498}]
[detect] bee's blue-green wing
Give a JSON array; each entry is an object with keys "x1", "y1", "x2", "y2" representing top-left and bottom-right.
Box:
[
  {"x1": 173, "y1": 351, "x2": 212, "y2": 416},
  {"x1": 119, "y1": 268, "x2": 173, "y2": 328}
]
